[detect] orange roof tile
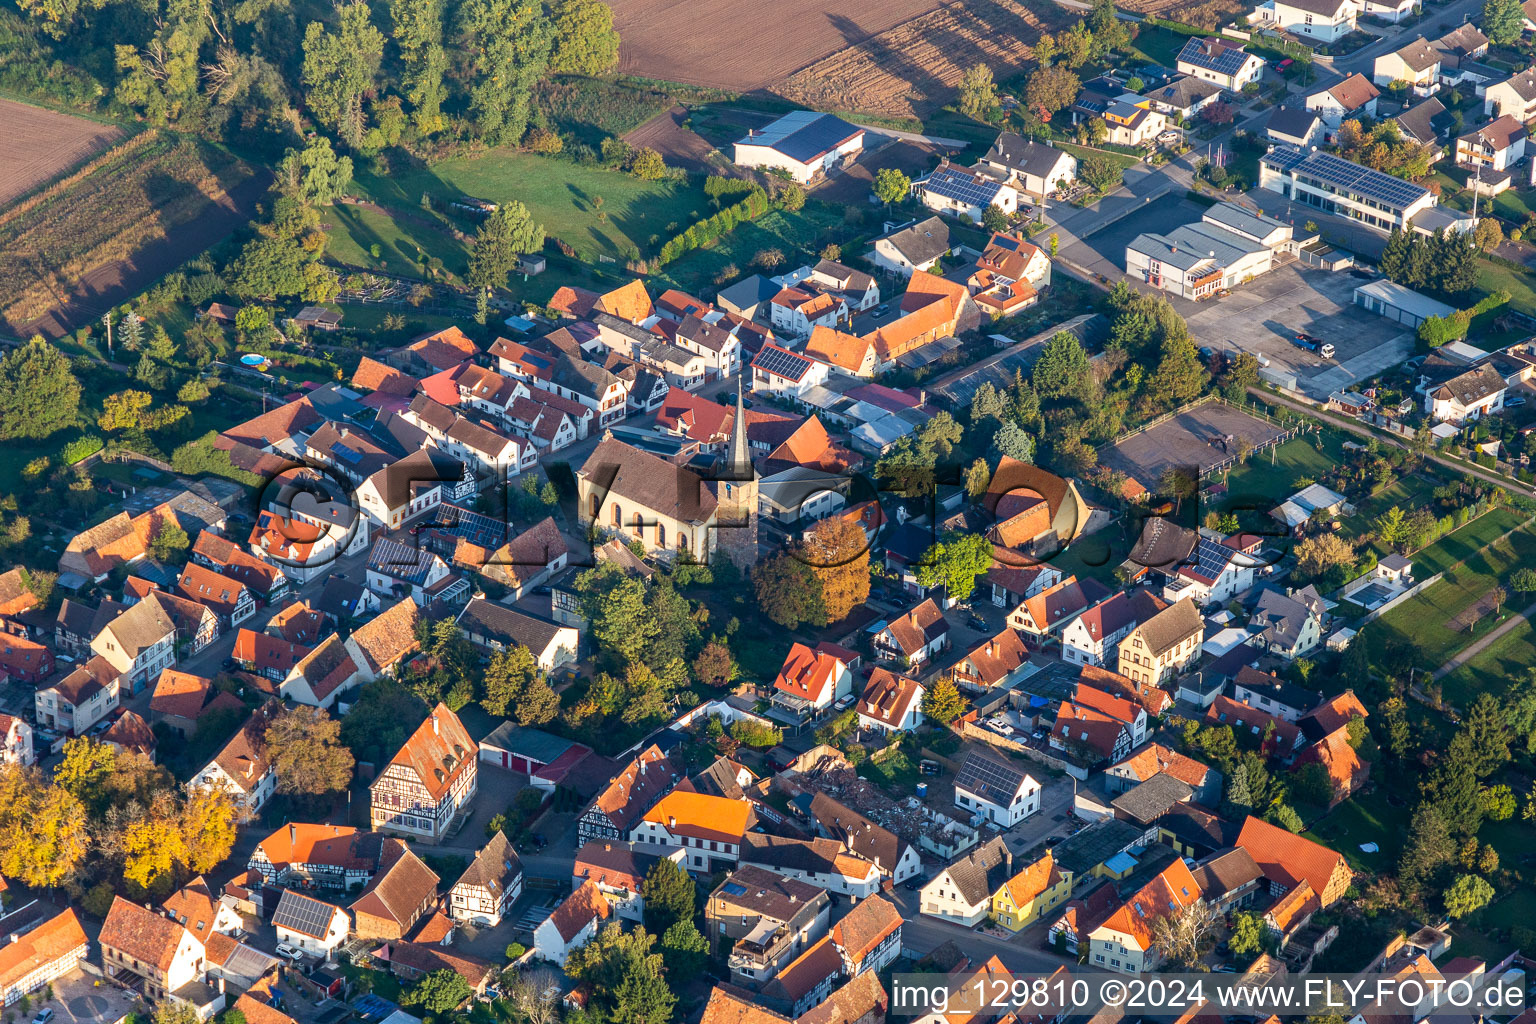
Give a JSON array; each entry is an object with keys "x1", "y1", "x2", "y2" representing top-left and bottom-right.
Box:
[
  {"x1": 0, "y1": 909, "x2": 86, "y2": 990},
  {"x1": 1095, "y1": 858, "x2": 1201, "y2": 951},
  {"x1": 1236, "y1": 816, "x2": 1349, "y2": 899},
  {"x1": 382, "y1": 702, "x2": 475, "y2": 802},
  {"x1": 596, "y1": 280, "x2": 654, "y2": 323},
  {"x1": 774, "y1": 643, "x2": 844, "y2": 703},
  {"x1": 804, "y1": 326, "x2": 874, "y2": 373},
  {"x1": 1001, "y1": 852, "x2": 1062, "y2": 908},
  {"x1": 642, "y1": 790, "x2": 753, "y2": 844}
]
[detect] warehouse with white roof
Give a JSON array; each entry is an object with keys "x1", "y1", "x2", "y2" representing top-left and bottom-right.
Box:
[
  {"x1": 1125, "y1": 202, "x2": 1294, "y2": 300},
  {"x1": 733, "y1": 111, "x2": 865, "y2": 183}
]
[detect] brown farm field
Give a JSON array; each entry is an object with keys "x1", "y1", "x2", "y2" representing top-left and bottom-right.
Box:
[
  {"x1": 0, "y1": 99, "x2": 123, "y2": 208},
  {"x1": 779, "y1": 0, "x2": 1074, "y2": 118},
  {"x1": 0, "y1": 131, "x2": 263, "y2": 338},
  {"x1": 610, "y1": 0, "x2": 951, "y2": 90}
]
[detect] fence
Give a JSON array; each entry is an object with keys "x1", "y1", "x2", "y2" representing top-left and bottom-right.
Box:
[
  {"x1": 1344, "y1": 571, "x2": 1445, "y2": 625},
  {"x1": 957, "y1": 720, "x2": 1085, "y2": 779}
]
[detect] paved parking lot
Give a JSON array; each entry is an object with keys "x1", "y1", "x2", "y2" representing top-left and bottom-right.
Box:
[
  {"x1": 48, "y1": 968, "x2": 141, "y2": 1024},
  {"x1": 1182, "y1": 263, "x2": 1414, "y2": 398},
  {"x1": 1059, "y1": 192, "x2": 1202, "y2": 283}
]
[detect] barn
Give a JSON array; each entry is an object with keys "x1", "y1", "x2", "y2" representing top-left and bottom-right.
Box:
[{"x1": 479, "y1": 722, "x2": 592, "y2": 787}]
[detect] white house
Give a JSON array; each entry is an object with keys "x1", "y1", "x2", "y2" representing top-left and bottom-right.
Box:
[
  {"x1": 1249, "y1": 0, "x2": 1357, "y2": 42},
  {"x1": 771, "y1": 642, "x2": 854, "y2": 719},
  {"x1": 99, "y1": 897, "x2": 209, "y2": 1004},
  {"x1": 912, "y1": 165, "x2": 1020, "y2": 223},
  {"x1": 628, "y1": 790, "x2": 752, "y2": 873},
  {"x1": 1485, "y1": 67, "x2": 1536, "y2": 121},
  {"x1": 870, "y1": 598, "x2": 949, "y2": 669},
  {"x1": 1175, "y1": 36, "x2": 1265, "y2": 90},
  {"x1": 1162, "y1": 534, "x2": 1262, "y2": 607},
  {"x1": 1426, "y1": 364, "x2": 1506, "y2": 423},
  {"x1": 1456, "y1": 115, "x2": 1529, "y2": 172},
  {"x1": 0, "y1": 909, "x2": 87, "y2": 1005},
  {"x1": 189, "y1": 703, "x2": 278, "y2": 815},
  {"x1": 272, "y1": 889, "x2": 350, "y2": 955},
  {"x1": 456, "y1": 597, "x2": 580, "y2": 672},
  {"x1": 364, "y1": 537, "x2": 453, "y2": 604},
  {"x1": 1260, "y1": 146, "x2": 1440, "y2": 233},
  {"x1": 35, "y1": 662, "x2": 120, "y2": 735},
  {"x1": 1060, "y1": 590, "x2": 1165, "y2": 668},
  {"x1": 978, "y1": 133, "x2": 1078, "y2": 199},
  {"x1": 768, "y1": 286, "x2": 847, "y2": 340},
  {"x1": 449, "y1": 832, "x2": 523, "y2": 927},
  {"x1": 532, "y1": 880, "x2": 611, "y2": 966},
  {"x1": 918, "y1": 837, "x2": 1011, "y2": 927},
  {"x1": 1373, "y1": 37, "x2": 1441, "y2": 93},
  {"x1": 1145, "y1": 76, "x2": 1224, "y2": 120},
  {"x1": 953, "y1": 751, "x2": 1041, "y2": 828},
  {"x1": 868, "y1": 217, "x2": 951, "y2": 278},
  {"x1": 0, "y1": 713, "x2": 34, "y2": 767},
  {"x1": 1305, "y1": 74, "x2": 1380, "y2": 129},
  {"x1": 1087, "y1": 859, "x2": 1204, "y2": 974},
  {"x1": 355, "y1": 450, "x2": 463, "y2": 530},
  {"x1": 751, "y1": 342, "x2": 831, "y2": 399},
  {"x1": 92, "y1": 594, "x2": 177, "y2": 694},
  {"x1": 733, "y1": 111, "x2": 865, "y2": 183},
  {"x1": 856, "y1": 668, "x2": 924, "y2": 735}
]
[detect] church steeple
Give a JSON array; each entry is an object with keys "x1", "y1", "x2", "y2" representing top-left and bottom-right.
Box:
[{"x1": 723, "y1": 379, "x2": 753, "y2": 481}]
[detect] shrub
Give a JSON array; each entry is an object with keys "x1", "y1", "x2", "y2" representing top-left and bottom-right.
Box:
[{"x1": 60, "y1": 435, "x2": 104, "y2": 464}]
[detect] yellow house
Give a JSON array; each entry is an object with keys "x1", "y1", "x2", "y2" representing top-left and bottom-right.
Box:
[{"x1": 990, "y1": 851, "x2": 1072, "y2": 932}]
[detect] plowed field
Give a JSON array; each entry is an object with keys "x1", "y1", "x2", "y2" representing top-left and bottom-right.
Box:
[
  {"x1": 779, "y1": 0, "x2": 1073, "y2": 118},
  {"x1": 0, "y1": 99, "x2": 122, "y2": 208}
]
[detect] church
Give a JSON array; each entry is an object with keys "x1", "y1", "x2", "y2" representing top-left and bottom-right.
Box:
[{"x1": 575, "y1": 387, "x2": 759, "y2": 566}]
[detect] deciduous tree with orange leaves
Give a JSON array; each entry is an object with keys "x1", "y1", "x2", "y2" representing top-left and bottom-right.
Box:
[{"x1": 801, "y1": 515, "x2": 871, "y2": 624}]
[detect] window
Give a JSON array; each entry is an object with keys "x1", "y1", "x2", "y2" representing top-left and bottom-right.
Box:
[{"x1": 612, "y1": 503, "x2": 622, "y2": 527}]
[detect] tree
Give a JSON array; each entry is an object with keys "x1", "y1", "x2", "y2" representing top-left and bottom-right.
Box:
[
  {"x1": 1032, "y1": 331, "x2": 1094, "y2": 402},
  {"x1": 468, "y1": 201, "x2": 545, "y2": 289},
  {"x1": 277, "y1": 137, "x2": 354, "y2": 206},
  {"x1": 515, "y1": 674, "x2": 560, "y2": 726},
  {"x1": 458, "y1": 0, "x2": 553, "y2": 144},
  {"x1": 1024, "y1": 66, "x2": 1080, "y2": 117},
  {"x1": 122, "y1": 793, "x2": 189, "y2": 894},
  {"x1": 981, "y1": 203, "x2": 1009, "y2": 232},
  {"x1": 779, "y1": 182, "x2": 806, "y2": 211},
  {"x1": 181, "y1": 786, "x2": 238, "y2": 873},
  {"x1": 483, "y1": 645, "x2": 538, "y2": 717},
  {"x1": 873, "y1": 167, "x2": 911, "y2": 206},
  {"x1": 921, "y1": 676, "x2": 966, "y2": 725},
  {"x1": 506, "y1": 968, "x2": 563, "y2": 1024},
  {"x1": 1512, "y1": 566, "x2": 1536, "y2": 599},
  {"x1": 149, "y1": 519, "x2": 190, "y2": 562},
  {"x1": 405, "y1": 969, "x2": 474, "y2": 1014},
  {"x1": 1474, "y1": 216, "x2": 1505, "y2": 252},
  {"x1": 1228, "y1": 911, "x2": 1266, "y2": 955},
  {"x1": 340, "y1": 677, "x2": 429, "y2": 764},
  {"x1": 1376, "y1": 505, "x2": 1407, "y2": 550},
  {"x1": 1444, "y1": 873, "x2": 1494, "y2": 918},
  {"x1": 660, "y1": 919, "x2": 708, "y2": 976},
  {"x1": 1144, "y1": 332, "x2": 1209, "y2": 409},
  {"x1": 1202, "y1": 100, "x2": 1235, "y2": 126},
  {"x1": 801, "y1": 517, "x2": 870, "y2": 623},
  {"x1": 752, "y1": 552, "x2": 826, "y2": 630},
  {"x1": 549, "y1": 0, "x2": 619, "y2": 74},
  {"x1": 914, "y1": 532, "x2": 993, "y2": 602},
  {"x1": 1079, "y1": 153, "x2": 1122, "y2": 193},
  {"x1": 993, "y1": 421, "x2": 1035, "y2": 462},
  {"x1": 964, "y1": 458, "x2": 991, "y2": 499},
  {"x1": 1461, "y1": 693, "x2": 1512, "y2": 777},
  {"x1": 642, "y1": 857, "x2": 696, "y2": 934},
  {"x1": 1268, "y1": 802, "x2": 1304, "y2": 832},
  {"x1": 1398, "y1": 802, "x2": 1455, "y2": 894},
  {"x1": 631, "y1": 148, "x2": 668, "y2": 181},
  {"x1": 1150, "y1": 900, "x2": 1217, "y2": 970},
  {"x1": 54, "y1": 737, "x2": 116, "y2": 807},
  {"x1": 1291, "y1": 761, "x2": 1333, "y2": 807},
  {"x1": 0, "y1": 768, "x2": 87, "y2": 889},
  {"x1": 98, "y1": 390, "x2": 154, "y2": 432},
  {"x1": 566, "y1": 923, "x2": 676, "y2": 1024},
  {"x1": 1295, "y1": 533, "x2": 1356, "y2": 580},
  {"x1": 1483, "y1": 0, "x2": 1523, "y2": 44},
  {"x1": 391, "y1": 0, "x2": 449, "y2": 132},
  {"x1": 578, "y1": 567, "x2": 659, "y2": 667},
  {"x1": 265, "y1": 706, "x2": 355, "y2": 797},
  {"x1": 301, "y1": 2, "x2": 385, "y2": 149},
  {"x1": 0, "y1": 339, "x2": 81, "y2": 441},
  {"x1": 692, "y1": 641, "x2": 735, "y2": 688},
  {"x1": 958, "y1": 63, "x2": 998, "y2": 120}
]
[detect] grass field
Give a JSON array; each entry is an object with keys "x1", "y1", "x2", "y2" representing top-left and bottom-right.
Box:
[
  {"x1": 355, "y1": 152, "x2": 709, "y2": 261},
  {"x1": 325, "y1": 203, "x2": 470, "y2": 281},
  {"x1": 1131, "y1": 25, "x2": 1187, "y2": 66},
  {"x1": 1338, "y1": 472, "x2": 1442, "y2": 546},
  {"x1": 1476, "y1": 258, "x2": 1536, "y2": 315},
  {"x1": 1218, "y1": 433, "x2": 1346, "y2": 506},
  {"x1": 536, "y1": 78, "x2": 678, "y2": 147},
  {"x1": 1438, "y1": 615, "x2": 1536, "y2": 706},
  {"x1": 1307, "y1": 783, "x2": 1411, "y2": 873},
  {"x1": 1409, "y1": 505, "x2": 1530, "y2": 575},
  {"x1": 652, "y1": 204, "x2": 847, "y2": 294}
]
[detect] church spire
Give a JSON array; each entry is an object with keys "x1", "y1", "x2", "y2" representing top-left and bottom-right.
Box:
[{"x1": 724, "y1": 378, "x2": 753, "y2": 480}]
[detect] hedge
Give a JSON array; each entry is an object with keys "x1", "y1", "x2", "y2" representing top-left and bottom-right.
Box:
[{"x1": 656, "y1": 186, "x2": 771, "y2": 266}]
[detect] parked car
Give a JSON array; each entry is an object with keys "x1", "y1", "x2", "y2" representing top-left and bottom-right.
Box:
[
  {"x1": 1507, "y1": 396, "x2": 1527, "y2": 407},
  {"x1": 276, "y1": 944, "x2": 305, "y2": 962},
  {"x1": 919, "y1": 759, "x2": 942, "y2": 776},
  {"x1": 833, "y1": 694, "x2": 856, "y2": 712},
  {"x1": 966, "y1": 614, "x2": 988, "y2": 631},
  {"x1": 33, "y1": 1010, "x2": 54, "y2": 1024},
  {"x1": 903, "y1": 873, "x2": 928, "y2": 891}
]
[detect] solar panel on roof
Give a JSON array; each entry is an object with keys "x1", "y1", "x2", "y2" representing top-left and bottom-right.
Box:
[
  {"x1": 1294, "y1": 151, "x2": 1428, "y2": 208},
  {"x1": 274, "y1": 890, "x2": 335, "y2": 937},
  {"x1": 924, "y1": 170, "x2": 1002, "y2": 208},
  {"x1": 722, "y1": 881, "x2": 748, "y2": 896},
  {"x1": 754, "y1": 345, "x2": 811, "y2": 380},
  {"x1": 957, "y1": 753, "x2": 1026, "y2": 802}
]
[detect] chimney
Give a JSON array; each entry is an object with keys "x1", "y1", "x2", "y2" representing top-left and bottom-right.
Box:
[
  {"x1": 910, "y1": 610, "x2": 919, "y2": 627},
  {"x1": 432, "y1": 712, "x2": 439, "y2": 735},
  {"x1": 668, "y1": 815, "x2": 677, "y2": 828},
  {"x1": 605, "y1": 842, "x2": 612, "y2": 851},
  {"x1": 289, "y1": 823, "x2": 296, "y2": 847}
]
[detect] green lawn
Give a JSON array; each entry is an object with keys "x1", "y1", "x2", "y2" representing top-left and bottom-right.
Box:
[
  {"x1": 1338, "y1": 471, "x2": 1442, "y2": 546},
  {"x1": 1306, "y1": 783, "x2": 1413, "y2": 873},
  {"x1": 355, "y1": 151, "x2": 710, "y2": 261},
  {"x1": 1476, "y1": 258, "x2": 1536, "y2": 315},
  {"x1": 1219, "y1": 433, "x2": 1345, "y2": 506},
  {"x1": 325, "y1": 203, "x2": 469, "y2": 281},
  {"x1": 1056, "y1": 143, "x2": 1141, "y2": 174},
  {"x1": 1438, "y1": 615, "x2": 1536, "y2": 706},
  {"x1": 1409, "y1": 505, "x2": 1530, "y2": 575},
  {"x1": 1131, "y1": 25, "x2": 1188, "y2": 67},
  {"x1": 651, "y1": 204, "x2": 847, "y2": 295}
]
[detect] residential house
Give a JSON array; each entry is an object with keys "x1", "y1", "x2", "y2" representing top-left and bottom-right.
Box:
[
  {"x1": 772, "y1": 642, "x2": 854, "y2": 719},
  {"x1": 991, "y1": 851, "x2": 1071, "y2": 932},
  {"x1": 1086, "y1": 859, "x2": 1203, "y2": 974},
  {"x1": 752, "y1": 343, "x2": 832, "y2": 398},
  {"x1": 1176, "y1": 36, "x2": 1265, "y2": 89},
  {"x1": 855, "y1": 668, "x2": 924, "y2": 735},
  {"x1": 364, "y1": 537, "x2": 454, "y2": 605},
  {"x1": 248, "y1": 823, "x2": 397, "y2": 887},
  {"x1": 740, "y1": 833, "x2": 881, "y2": 898},
  {"x1": 34, "y1": 659, "x2": 119, "y2": 735},
  {"x1": 1145, "y1": 76, "x2": 1224, "y2": 120},
  {"x1": 804, "y1": 327, "x2": 878, "y2": 379},
  {"x1": 1105, "y1": 743, "x2": 1221, "y2": 805},
  {"x1": 733, "y1": 111, "x2": 864, "y2": 183},
  {"x1": 1395, "y1": 98, "x2": 1448, "y2": 155},
  {"x1": 0, "y1": 713, "x2": 33, "y2": 767},
  {"x1": 912, "y1": 164, "x2": 1020, "y2": 224},
  {"x1": 1189, "y1": 847, "x2": 1265, "y2": 915},
  {"x1": 577, "y1": 744, "x2": 682, "y2": 847},
  {"x1": 1051, "y1": 702, "x2": 1133, "y2": 765},
  {"x1": 233, "y1": 629, "x2": 312, "y2": 681},
  {"x1": 1231, "y1": 665, "x2": 1320, "y2": 722},
  {"x1": 1206, "y1": 696, "x2": 1304, "y2": 759},
  {"x1": 455, "y1": 597, "x2": 579, "y2": 672},
  {"x1": 191, "y1": 533, "x2": 289, "y2": 604},
  {"x1": 489, "y1": 338, "x2": 630, "y2": 428},
  {"x1": 1060, "y1": 590, "x2": 1168, "y2": 667},
  {"x1": 92, "y1": 593, "x2": 177, "y2": 693},
  {"x1": 0, "y1": 909, "x2": 88, "y2": 1005},
  {"x1": 1249, "y1": 0, "x2": 1357, "y2": 42},
  {"x1": 1264, "y1": 105, "x2": 1325, "y2": 148},
  {"x1": 1163, "y1": 534, "x2": 1262, "y2": 607},
  {"x1": 1373, "y1": 37, "x2": 1442, "y2": 93},
  {"x1": 190, "y1": 702, "x2": 280, "y2": 814},
  {"x1": 532, "y1": 880, "x2": 611, "y2": 966},
  {"x1": 630, "y1": 790, "x2": 753, "y2": 872},
  {"x1": 278, "y1": 637, "x2": 360, "y2": 715},
  {"x1": 58, "y1": 512, "x2": 148, "y2": 583},
  {"x1": 1073, "y1": 683, "x2": 1149, "y2": 747},
  {"x1": 592, "y1": 280, "x2": 655, "y2": 324},
  {"x1": 573, "y1": 841, "x2": 679, "y2": 921},
  {"x1": 1250, "y1": 585, "x2": 1327, "y2": 659},
  {"x1": 867, "y1": 217, "x2": 950, "y2": 278},
  {"x1": 1008, "y1": 576, "x2": 1107, "y2": 639},
  {"x1": 1305, "y1": 74, "x2": 1380, "y2": 128},
  {"x1": 160, "y1": 877, "x2": 242, "y2": 941},
  {"x1": 0, "y1": 634, "x2": 51, "y2": 684},
  {"x1": 272, "y1": 890, "x2": 349, "y2": 956},
  {"x1": 770, "y1": 287, "x2": 847, "y2": 340},
  {"x1": 949, "y1": 628, "x2": 1030, "y2": 691},
  {"x1": 1426, "y1": 363, "x2": 1507, "y2": 423},
  {"x1": 968, "y1": 231, "x2": 1052, "y2": 317},
  {"x1": 979, "y1": 133, "x2": 1078, "y2": 198},
  {"x1": 1236, "y1": 815, "x2": 1353, "y2": 905},
  {"x1": 350, "y1": 847, "x2": 441, "y2": 940},
  {"x1": 1294, "y1": 725, "x2": 1371, "y2": 806},
  {"x1": 804, "y1": 792, "x2": 923, "y2": 883},
  {"x1": 449, "y1": 832, "x2": 523, "y2": 926},
  {"x1": 1485, "y1": 66, "x2": 1536, "y2": 120},
  {"x1": 1457, "y1": 115, "x2": 1529, "y2": 174},
  {"x1": 761, "y1": 935, "x2": 842, "y2": 1018},
  {"x1": 370, "y1": 703, "x2": 479, "y2": 843},
  {"x1": 954, "y1": 752, "x2": 1041, "y2": 828},
  {"x1": 1116, "y1": 598, "x2": 1204, "y2": 685},
  {"x1": 355, "y1": 449, "x2": 464, "y2": 530},
  {"x1": 870, "y1": 597, "x2": 949, "y2": 669},
  {"x1": 706, "y1": 867, "x2": 830, "y2": 989},
  {"x1": 174, "y1": 564, "x2": 255, "y2": 628},
  {"x1": 919, "y1": 837, "x2": 1011, "y2": 927},
  {"x1": 830, "y1": 894, "x2": 902, "y2": 976},
  {"x1": 99, "y1": 896, "x2": 207, "y2": 1003}
]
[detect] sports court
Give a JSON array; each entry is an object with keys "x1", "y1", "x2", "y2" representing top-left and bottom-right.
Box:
[{"x1": 1100, "y1": 402, "x2": 1288, "y2": 493}]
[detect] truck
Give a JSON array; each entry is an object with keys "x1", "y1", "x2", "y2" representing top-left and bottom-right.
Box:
[{"x1": 1294, "y1": 332, "x2": 1336, "y2": 359}]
